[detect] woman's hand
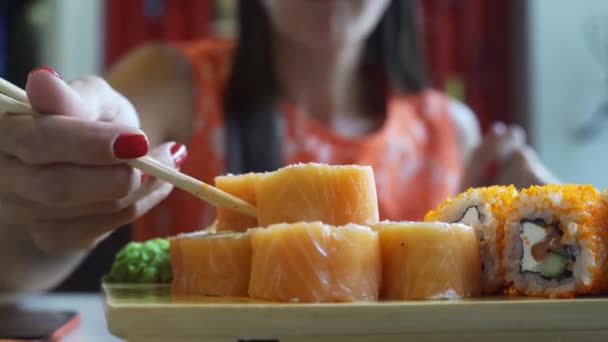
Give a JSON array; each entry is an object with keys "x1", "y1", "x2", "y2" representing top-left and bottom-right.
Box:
[
  {"x1": 459, "y1": 122, "x2": 559, "y2": 191},
  {"x1": 0, "y1": 68, "x2": 186, "y2": 254}
]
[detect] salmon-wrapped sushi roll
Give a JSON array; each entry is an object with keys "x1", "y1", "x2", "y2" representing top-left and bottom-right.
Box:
[
  {"x1": 425, "y1": 186, "x2": 517, "y2": 294},
  {"x1": 248, "y1": 222, "x2": 381, "y2": 303},
  {"x1": 373, "y1": 221, "x2": 481, "y2": 300},
  {"x1": 215, "y1": 173, "x2": 260, "y2": 232},
  {"x1": 170, "y1": 231, "x2": 251, "y2": 297},
  {"x1": 255, "y1": 163, "x2": 379, "y2": 227},
  {"x1": 504, "y1": 184, "x2": 608, "y2": 297}
]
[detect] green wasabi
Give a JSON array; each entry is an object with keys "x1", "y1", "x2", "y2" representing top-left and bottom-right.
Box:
[{"x1": 103, "y1": 238, "x2": 172, "y2": 283}]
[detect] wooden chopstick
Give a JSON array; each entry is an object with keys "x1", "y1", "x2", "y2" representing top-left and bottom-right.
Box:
[
  {"x1": 131, "y1": 156, "x2": 257, "y2": 217},
  {"x1": 0, "y1": 93, "x2": 33, "y2": 115},
  {"x1": 0, "y1": 77, "x2": 257, "y2": 218},
  {"x1": 0, "y1": 78, "x2": 29, "y2": 103}
]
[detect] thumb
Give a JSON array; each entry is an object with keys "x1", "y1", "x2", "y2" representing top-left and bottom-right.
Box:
[{"x1": 25, "y1": 66, "x2": 92, "y2": 119}]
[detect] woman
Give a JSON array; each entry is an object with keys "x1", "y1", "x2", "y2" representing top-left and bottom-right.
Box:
[{"x1": 0, "y1": 0, "x2": 555, "y2": 291}]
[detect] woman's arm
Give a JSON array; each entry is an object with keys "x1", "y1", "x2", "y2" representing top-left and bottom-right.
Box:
[{"x1": 106, "y1": 44, "x2": 195, "y2": 147}]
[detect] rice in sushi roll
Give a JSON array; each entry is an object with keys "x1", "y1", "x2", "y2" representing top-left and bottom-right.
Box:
[
  {"x1": 425, "y1": 186, "x2": 517, "y2": 294},
  {"x1": 503, "y1": 184, "x2": 608, "y2": 297}
]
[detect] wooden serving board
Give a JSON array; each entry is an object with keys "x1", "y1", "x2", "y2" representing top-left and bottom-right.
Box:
[{"x1": 103, "y1": 284, "x2": 608, "y2": 342}]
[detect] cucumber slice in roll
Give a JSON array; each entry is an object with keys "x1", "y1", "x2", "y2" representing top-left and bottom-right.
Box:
[{"x1": 537, "y1": 253, "x2": 569, "y2": 279}]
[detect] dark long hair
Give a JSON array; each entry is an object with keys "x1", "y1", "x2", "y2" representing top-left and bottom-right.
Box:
[{"x1": 223, "y1": 0, "x2": 429, "y2": 174}]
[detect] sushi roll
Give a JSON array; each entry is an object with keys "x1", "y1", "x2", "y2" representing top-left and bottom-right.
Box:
[
  {"x1": 424, "y1": 186, "x2": 517, "y2": 294},
  {"x1": 248, "y1": 222, "x2": 381, "y2": 303},
  {"x1": 504, "y1": 184, "x2": 608, "y2": 297},
  {"x1": 215, "y1": 173, "x2": 260, "y2": 232},
  {"x1": 170, "y1": 231, "x2": 251, "y2": 297},
  {"x1": 255, "y1": 163, "x2": 379, "y2": 227},
  {"x1": 373, "y1": 221, "x2": 481, "y2": 300}
]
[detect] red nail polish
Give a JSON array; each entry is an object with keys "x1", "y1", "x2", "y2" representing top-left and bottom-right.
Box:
[
  {"x1": 485, "y1": 160, "x2": 498, "y2": 179},
  {"x1": 170, "y1": 143, "x2": 188, "y2": 168},
  {"x1": 113, "y1": 134, "x2": 149, "y2": 159},
  {"x1": 29, "y1": 66, "x2": 61, "y2": 79}
]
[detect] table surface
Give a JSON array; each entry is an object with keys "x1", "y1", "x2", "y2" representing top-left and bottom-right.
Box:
[{"x1": 0, "y1": 293, "x2": 121, "y2": 342}]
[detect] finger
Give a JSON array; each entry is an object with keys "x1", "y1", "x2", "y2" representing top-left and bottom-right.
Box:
[
  {"x1": 0, "y1": 154, "x2": 142, "y2": 206},
  {"x1": 508, "y1": 125, "x2": 526, "y2": 145},
  {"x1": 0, "y1": 195, "x2": 138, "y2": 224},
  {"x1": 497, "y1": 146, "x2": 559, "y2": 188},
  {"x1": 459, "y1": 142, "x2": 500, "y2": 190},
  {"x1": 476, "y1": 125, "x2": 526, "y2": 180},
  {"x1": 495, "y1": 125, "x2": 526, "y2": 161},
  {"x1": 469, "y1": 123, "x2": 508, "y2": 176},
  {"x1": 20, "y1": 141, "x2": 180, "y2": 253},
  {"x1": 140, "y1": 142, "x2": 188, "y2": 184},
  {"x1": 480, "y1": 122, "x2": 509, "y2": 159},
  {"x1": 494, "y1": 147, "x2": 533, "y2": 188},
  {"x1": 459, "y1": 123, "x2": 519, "y2": 190},
  {"x1": 69, "y1": 76, "x2": 140, "y2": 126},
  {"x1": 0, "y1": 199, "x2": 127, "y2": 224},
  {"x1": 26, "y1": 67, "x2": 96, "y2": 120},
  {"x1": 27, "y1": 69, "x2": 139, "y2": 125},
  {"x1": 0, "y1": 115, "x2": 148, "y2": 164},
  {"x1": 27, "y1": 181, "x2": 174, "y2": 254}
]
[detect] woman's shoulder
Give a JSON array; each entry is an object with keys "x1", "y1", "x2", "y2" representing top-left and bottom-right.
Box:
[{"x1": 111, "y1": 37, "x2": 234, "y2": 75}]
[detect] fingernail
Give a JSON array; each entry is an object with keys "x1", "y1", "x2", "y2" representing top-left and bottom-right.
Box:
[
  {"x1": 141, "y1": 172, "x2": 149, "y2": 183},
  {"x1": 485, "y1": 160, "x2": 498, "y2": 179},
  {"x1": 113, "y1": 134, "x2": 149, "y2": 159},
  {"x1": 29, "y1": 66, "x2": 61, "y2": 79},
  {"x1": 492, "y1": 122, "x2": 507, "y2": 135},
  {"x1": 170, "y1": 143, "x2": 188, "y2": 168}
]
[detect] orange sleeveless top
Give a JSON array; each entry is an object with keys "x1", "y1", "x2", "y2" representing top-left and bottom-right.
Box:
[{"x1": 134, "y1": 39, "x2": 463, "y2": 241}]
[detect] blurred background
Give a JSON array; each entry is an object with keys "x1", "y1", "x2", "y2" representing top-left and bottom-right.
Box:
[{"x1": 1, "y1": 0, "x2": 607, "y2": 189}]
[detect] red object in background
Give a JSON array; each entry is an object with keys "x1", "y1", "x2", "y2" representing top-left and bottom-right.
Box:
[
  {"x1": 104, "y1": 0, "x2": 211, "y2": 69},
  {"x1": 421, "y1": 0, "x2": 515, "y2": 132}
]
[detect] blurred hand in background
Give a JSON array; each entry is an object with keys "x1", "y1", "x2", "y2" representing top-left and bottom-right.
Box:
[{"x1": 460, "y1": 122, "x2": 559, "y2": 191}]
